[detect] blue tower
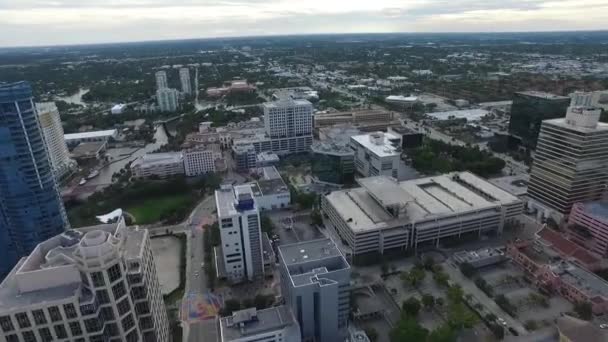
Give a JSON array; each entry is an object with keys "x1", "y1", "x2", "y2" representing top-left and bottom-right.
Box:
[{"x1": 0, "y1": 82, "x2": 68, "y2": 277}]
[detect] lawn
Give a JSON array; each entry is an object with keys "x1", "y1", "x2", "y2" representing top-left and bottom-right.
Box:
[{"x1": 127, "y1": 194, "x2": 195, "y2": 225}]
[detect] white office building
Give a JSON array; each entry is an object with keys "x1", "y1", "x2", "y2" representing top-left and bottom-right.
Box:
[
  {"x1": 155, "y1": 71, "x2": 168, "y2": 90},
  {"x1": 36, "y1": 102, "x2": 75, "y2": 180},
  {"x1": 0, "y1": 219, "x2": 169, "y2": 342},
  {"x1": 179, "y1": 68, "x2": 192, "y2": 95},
  {"x1": 215, "y1": 185, "x2": 264, "y2": 283},
  {"x1": 323, "y1": 172, "x2": 523, "y2": 256},
  {"x1": 156, "y1": 88, "x2": 179, "y2": 112},
  {"x1": 183, "y1": 148, "x2": 216, "y2": 177},
  {"x1": 570, "y1": 90, "x2": 608, "y2": 111},
  {"x1": 528, "y1": 106, "x2": 608, "y2": 217},
  {"x1": 350, "y1": 132, "x2": 402, "y2": 179},
  {"x1": 131, "y1": 152, "x2": 184, "y2": 179},
  {"x1": 263, "y1": 99, "x2": 313, "y2": 155},
  {"x1": 248, "y1": 167, "x2": 291, "y2": 211},
  {"x1": 219, "y1": 306, "x2": 301, "y2": 342}
]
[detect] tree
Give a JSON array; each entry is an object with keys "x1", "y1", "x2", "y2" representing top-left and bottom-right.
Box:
[
  {"x1": 427, "y1": 324, "x2": 456, "y2": 342},
  {"x1": 365, "y1": 328, "x2": 378, "y2": 342},
  {"x1": 488, "y1": 323, "x2": 505, "y2": 340},
  {"x1": 574, "y1": 301, "x2": 593, "y2": 320},
  {"x1": 422, "y1": 294, "x2": 435, "y2": 309},
  {"x1": 381, "y1": 261, "x2": 389, "y2": 276},
  {"x1": 254, "y1": 294, "x2": 273, "y2": 310},
  {"x1": 423, "y1": 256, "x2": 435, "y2": 270},
  {"x1": 260, "y1": 214, "x2": 275, "y2": 234},
  {"x1": 221, "y1": 299, "x2": 241, "y2": 316},
  {"x1": 402, "y1": 267, "x2": 426, "y2": 288},
  {"x1": 524, "y1": 320, "x2": 538, "y2": 331},
  {"x1": 390, "y1": 316, "x2": 428, "y2": 342},
  {"x1": 459, "y1": 262, "x2": 476, "y2": 278},
  {"x1": 311, "y1": 209, "x2": 323, "y2": 226},
  {"x1": 433, "y1": 271, "x2": 450, "y2": 287},
  {"x1": 402, "y1": 297, "x2": 421, "y2": 317}
]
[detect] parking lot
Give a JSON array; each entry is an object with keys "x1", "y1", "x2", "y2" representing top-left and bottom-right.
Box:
[{"x1": 266, "y1": 210, "x2": 324, "y2": 246}]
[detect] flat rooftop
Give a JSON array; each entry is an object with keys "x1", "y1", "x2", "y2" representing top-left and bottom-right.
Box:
[
  {"x1": 325, "y1": 172, "x2": 521, "y2": 233},
  {"x1": 427, "y1": 109, "x2": 489, "y2": 121},
  {"x1": 64, "y1": 129, "x2": 117, "y2": 141},
  {"x1": 489, "y1": 174, "x2": 529, "y2": 197},
  {"x1": 580, "y1": 201, "x2": 608, "y2": 221},
  {"x1": 517, "y1": 91, "x2": 570, "y2": 100},
  {"x1": 543, "y1": 117, "x2": 608, "y2": 133},
  {"x1": 263, "y1": 99, "x2": 312, "y2": 109},
  {"x1": 351, "y1": 132, "x2": 401, "y2": 158},
  {"x1": 132, "y1": 152, "x2": 183, "y2": 167},
  {"x1": 215, "y1": 184, "x2": 256, "y2": 218},
  {"x1": 555, "y1": 263, "x2": 608, "y2": 299},
  {"x1": 71, "y1": 141, "x2": 106, "y2": 158},
  {"x1": 220, "y1": 305, "x2": 297, "y2": 341}
]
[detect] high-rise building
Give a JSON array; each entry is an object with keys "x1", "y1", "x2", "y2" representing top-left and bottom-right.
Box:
[
  {"x1": 232, "y1": 143, "x2": 257, "y2": 171},
  {"x1": 0, "y1": 219, "x2": 169, "y2": 342},
  {"x1": 571, "y1": 90, "x2": 608, "y2": 111},
  {"x1": 179, "y1": 68, "x2": 192, "y2": 95},
  {"x1": 0, "y1": 82, "x2": 69, "y2": 277},
  {"x1": 156, "y1": 88, "x2": 179, "y2": 112},
  {"x1": 278, "y1": 238, "x2": 351, "y2": 342},
  {"x1": 263, "y1": 99, "x2": 313, "y2": 155},
  {"x1": 215, "y1": 184, "x2": 264, "y2": 283},
  {"x1": 528, "y1": 106, "x2": 608, "y2": 216},
  {"x1": 508, "y1": 91, "x2": 570, "y2": 148},
  {"x1": 36, "y1": 102, "x2": 75, "y2": 180},
  {"x1": 154, "y1": 71, "x2": 168, "y2": 90},
  {"x1": 219, "y1": 305, "x2": 301, "y2": 342},
  {"x1": 350, "y1": 132, "x2": 402, "y2": 179}
]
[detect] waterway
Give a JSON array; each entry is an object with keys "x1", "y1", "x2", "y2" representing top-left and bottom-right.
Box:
[
  {"x1": 55, "y1": 88, "x2": 90, "y2": 107},
  {"x1": 86, "y1": 125, "x2": 169, "y2": 186}
]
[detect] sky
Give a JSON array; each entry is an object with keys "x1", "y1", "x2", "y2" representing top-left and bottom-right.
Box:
[{"x1": 0, "y1": 0, "x2": 607, "y2": 47}]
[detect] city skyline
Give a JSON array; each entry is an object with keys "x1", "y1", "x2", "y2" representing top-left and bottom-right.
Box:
[{"x1": 0, "y1": 0, "x2": 607, "y2": 47}]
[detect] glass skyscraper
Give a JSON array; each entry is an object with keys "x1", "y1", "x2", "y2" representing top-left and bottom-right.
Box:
[{"x1": 0, "y1": 82, "x2": 68, "y2": 277}]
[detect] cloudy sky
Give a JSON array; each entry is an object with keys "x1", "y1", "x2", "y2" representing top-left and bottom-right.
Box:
[{"x1": 0, "y1": 0, "x2": 607, "y2": 47}]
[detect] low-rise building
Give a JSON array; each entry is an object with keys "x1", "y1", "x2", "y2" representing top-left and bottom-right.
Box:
[
  {"x1": 233, "y1": 143, "x2": 257, "y2": 171},
  {"x1": 249, "y1": 167, "x2": 290, "y2": 211},
  {"x1": 385, "y1": 95, "x2": 418, "y2": 107},
  {"x1": 568, "y1": 201, "x2": 608, "y2": 258},
  {"x1": 323, "y1": 172, "x2": 522, "y2": 257},
  {"x1": 64, "y1": 129, "x2": 117, "y2": 147},
  {"x1": 387, "y1": 126, "x2": 423, "y2": 149},
  {"x1": 111, "y1": 103, "x2": 127, "y2": 115},
  {"x1": 183, "y1": 147, "x2": 217, "y2": 176},
  {"x1": 314, "y1": 110, "x2": 395, "y2": 129},
  {"x1": 219, "y1": 306, "x2": 301, "y2": 342},
  {"x1": 350, "y1": 132, "x2": 402, "y2": 178},
  {"x1": 453, "y1": 248, "x2": 506, "y2": 268},
  {"x1": 131, "y1": 152, "x2": 184, "y2": 179},
  {"x1": 256, "y1": 152, "x2": 280, "y2": 168},
  {"x1": 427, "y1": 108, "x2": 490, "y2": 122},
  {"x1": 70, "y1": 141, "x2": 107, "y2": 162}
]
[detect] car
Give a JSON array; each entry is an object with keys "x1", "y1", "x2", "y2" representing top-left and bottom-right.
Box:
[
  {"x1": 497, "y1": 318, "x2": 507, "y2": 326},
  {"x1": 201, "y1": 262, "x2": 205, "y2": 269},
  {"x1": 194, "y1": 272, "x2": 199, "y2": 277},
  {"x1": 600, "y1": 324, "x2": 608, "y2": 329}
]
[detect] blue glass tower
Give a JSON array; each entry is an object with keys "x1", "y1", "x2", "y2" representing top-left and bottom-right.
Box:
[{"x1": 0, "y1": 82, "x2": 68, "y2": 277}]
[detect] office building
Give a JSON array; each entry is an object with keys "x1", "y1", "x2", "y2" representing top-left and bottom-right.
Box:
[
  {"x1": 183, "y1": 147, "x2": 216, "y2": 177},
  {"x1": 350, "y1": 132, "x2": 402, "y2": 179},
  {"x1": 0, "y1": 82, "x2": 69, "y2": 277},
  {"x1": 131, "y1": 152, "x2": 184, "y2": 179},
  {"x1": 248, "y1": 167, "x2": 291, "y2": 211},
  {"x1": 323, "y1": 172, "x2": 522, "y2": 256},
  {"x1": 278, "y1": 238, "x2": 351, "y2": 342},
  {"x1": 233, "y1": 143, "x2": 257, "y2": 171},
  {"x1": 311, "y1": 142, "x2": 355, "y2": 185},
  {"x1": 387, "y1": 126, "x2": 423, "y2": 149},
  {"x1": 0, "y1": 219, "x2": 169, "y2": 342},
  {"x1": 256, "y1": 152, "x2": 280, "y2": 168},
  {"x1": 313, "y1": 109, "x2": 395, "y2": 129},
  {"x1": 155, "y1": 71, "x2": 168, "y2": 90},
  {"x1": 219, "y1": 305, "x2": 301, "y2": 342},
  {"x1": 263, "y1": 99, "x2": 313, "y2": 155},
  {"x1": 215, "y1": 185, "x2": 264, "y2": 283},
  {"x1": 156, "y1": 88, "x2": 179, "y2": 112},
  {"x1": 508, "y1": 91, "x2": 570, "y2": 147},
  {"x1": 571, "y1": 90, "x2": 608, "y2": 111},
  {"x1": 179, "y1": 68, "x2": 192, "y2": 95},
  {"x1": 567, "y1": 201, "x2": 608, "y2": 258},
  {"x1": 527, "y1": 106, "x2": 608, "y2": 216},
  {"x1": 36, "y1": 102, "x2": 75, "y2": 180}
]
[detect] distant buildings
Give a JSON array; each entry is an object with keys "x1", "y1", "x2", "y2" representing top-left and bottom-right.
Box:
[
  {"x1": 0, "y1": 219, "x2": 169, "y2": 341},
  {"x1": 385, "y1": 95, "x2": 419, "y2": 107},
  {"x1": 219, "y1": 306, "x2": 301, "y2": 342},
  {"x1": 278, "y1": 238, "x2": 351, "y2": 342},
  {"x1": 179, "y1": 68, "x2": 192, "y2": 95},
  {"x1": 206, "y1": 80, "x2": 256, "y2": 97},
  {"x1": 427, "y1": 108, "x2": 489, "y2": 122},
  {"x1": 311, "y1": 142, "x2": 355, "y2": 185},
  {"x1": 215, "y1": 184, "x2": 264, "y2": 283},
  {"x1": 131, "y1": 152, "x2": 184, "y2": 179},
  {"x1": 155, "y1": 70, "x2": 168, "y2": 90},
  {"x1": 570, "y1": 90, "x2": 608, "y2": 111},
  {"x1": 36, "y1": 102, "x2": 75, "y2": 180},
  {"x1": 508, "y1": 91, "x2": 570, "y2": 148},
  {"x1": 64, "y1": 129, "x2": 117, "y2": 147},
  {"x1": 0, "y1": 82, "x2": 69, "y2": 277},
  {"x1": 350, "y1": 132, "x2": 402, "y2": 178},
  {"x1": 527, "y1": 106, "x2": 608, "y2": 217},
  {"x1": 156, "y1": 88, "x2": 180, "y2": 112},
  {"x1": 323, "y1": 172, "x2": 522, "y2": 256}
]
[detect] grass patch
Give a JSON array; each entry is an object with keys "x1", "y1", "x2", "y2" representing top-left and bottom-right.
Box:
[{"x1": 127, "y1": 194, "x2": 195, "y2": 225}]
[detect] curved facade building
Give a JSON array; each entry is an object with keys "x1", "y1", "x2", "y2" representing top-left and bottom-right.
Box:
[{"x1": 0, "y1": 82, "x2": 68, "y2": 277}]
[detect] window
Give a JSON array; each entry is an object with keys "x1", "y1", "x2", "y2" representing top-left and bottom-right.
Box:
[
  {"x1": 15, "y1": 312, "x2": 31, "y2": 329},
  {"x1": 117, "y1": 298, "x2": 131, "y2": 316},
  {"x1": 112, "y1": 281, "x2": 126, "y2": 299},
  {"x1": 131, "y1": 286, "x2": 147, "y2": 300},
  {"x1": 136, "y1": 302, "x2": 150, "y2": 315},
  {"x1": 140, "y1": 316, "x2": 153, "y2": 330},
  {"x1": 0, "y1": 315, "x2": 14, "y2": 332},
  {"x1": 105, "y1": 323, "x2": 119, "y2": 336},
  {"x1": 121, "y1": 314, "x2": 135, "y2": 331},
  {"x1": 127, "y1": 274, "x2": 142, "y2": 285},
  {"x1": 54, "y1": 324, "x2": 68, "y2": 339},
  {"x1": 90, "y1": 334, "x2": 105, "y2": 342},
  {"x1": 101, "y1": 307, "x2": 115, "y2": 321},
  {"x1": 32, "y1": 310, "x2": 47, "y2": 325},
  {"x1": 107, "y1": 264, "x2": 122, "y2": 283},
  {"x1": 22, "y1": 331, "x2": 36, "y2": 342},
  {"x1": 48, "y1": 306, "x2": 62, "y2": 322},
  {"x1": 63, "y1": 304, "x2": 77, "y2": 319},
  {"x1": 5, "y1": 334, "x2": 18, "y2": 342},
  {"x1": 127, "y1": 330, "x2": 139, "y2": 342},
  {"x1": 69, "y1": 321, "x2": 83, "y2": 336},
  {"x1": 91, "y1": 272, "x2": 105, "y2": 287},
  {"x1": 96, "y1": 289, "x2": 110, "y2": 304},
  {"x1": 39, "y1": 327, "x2": 53, "y2": 342},
  {"x1": 84, "y1": 318, "x2": 102, "y2": 333}
]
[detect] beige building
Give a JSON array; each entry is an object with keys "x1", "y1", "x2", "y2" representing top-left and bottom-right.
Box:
[{"x1": 36, "y1": 102, "x2": 75, "y2": 179}]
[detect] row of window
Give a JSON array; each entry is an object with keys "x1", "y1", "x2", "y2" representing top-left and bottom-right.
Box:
[{"x1": 0, "y1": 303, "x2": 78, "y2": 332}]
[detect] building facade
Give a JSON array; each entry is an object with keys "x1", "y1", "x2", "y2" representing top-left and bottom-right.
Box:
[
  {"x1": 130, "y1": 152, "x2": 184, "y2": 179},
  {"x1": 156, "y1": 88, "x2": 179, "y2": 112},
  {"x1": 0, "y1": 82, "x2": 69, "y2": 277},
  {"x1": 219, "y1": 306, "x2": 301, "y2": 342},
  {"x1": 527, "y1": 106, "x2": 608, "y2": 216},
  {"x1": 232, "y1": 143, "x2": 257, "y2": 171},
  {"x1": 154, "y1": 71, "x2": 167, "y2": 90},
  {"x1": 508, "y1": 91, "x2": 570, "y2": 148},
  {"x1": 263, "y1": 99, "x2": 313, "y2": 155},
  {"x1": 350, "y1": 132, "x2": 401, "y2": 179},
  {"x1": 36, "y1": 102, "x2": 75, "y2": 180},
  {"x1": 571, "y1": 90, "x2": 608, "y2": 111},
  {"x1": 567, "y1": 201, "x2": 608, "y2": 258},
  {"x1": 183, "y1": 148, "x2": 216, "y2": 177},
  {"x1": 278, "y1": 239, "x2": 351, "y2": 342},
  {"x1": 215, "y1": 185, "x2": 264, "y2": 283},
  {"x1": 179, "y1": 68, "x2": 192, "y2": 95},
  {"x1": 311, "y1": 143, "x2": 355, "y2": 185},
  {"x1": 0, "y1": 219, "x2": 169, "y2": 342}
]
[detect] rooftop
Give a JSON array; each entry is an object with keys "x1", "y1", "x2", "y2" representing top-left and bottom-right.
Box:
[
  {"x1": 279, "y1": 238, "x2": 344, "y2": 266},
  {"x1": 517, "y1": 91, "x2": 570, "y2": 100},
  {"x1": 488, "y1": 174, "x2": 529, "y2": 197},
  {"x1": 220, "y1": 305, "x2": 298, "y2": 341},
  {"x1": 251, "y1": 167, "x2": 289, "y2": 196},
  {"x1": 556, "y1": 315, "x2": 608, "y2": 342},
  {"x1": 427, "y1": 108, "x2": 489, "y2": 121},
  {"x1": 544, "y1": 117, "x2": 608, "y2": 133},
  {"x1": 579, "y1": 201, "x2": 608, "y2": 222},
  {"x1": 263, "y1": 99, "x2": 312, "y2": 109},
  {"x1": 325, "y1": 172, "x2": 521, "y2": 233},
  {"x1": 64, "y1": 129, "x2": 117, "y2": 141},
  {"x1": 311, "y1": 141, "x2": 354, "y2": 156},
  {"x1": 131, "y1": 152, "x2": 183, "y2": 168},
  {"x1": 351, "y1": 132, "x2": 401, "y2": 158},
  {"x1": 71, "y1": 141, "x2": 106, "y2": 158},
  {"x1": 215, "y1": 184, "x2": 256, "y2": 218},
  {"x1": 554, "y1": 263, "x2": 608, "y2": 301}
]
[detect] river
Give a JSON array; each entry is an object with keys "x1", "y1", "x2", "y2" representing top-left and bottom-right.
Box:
[
  {"x1": 55, "y1": 88, "x2": 90, "y2": 107},
  {"x1": 86, "y1": 125, "x2": 169, "y2": 186}
]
